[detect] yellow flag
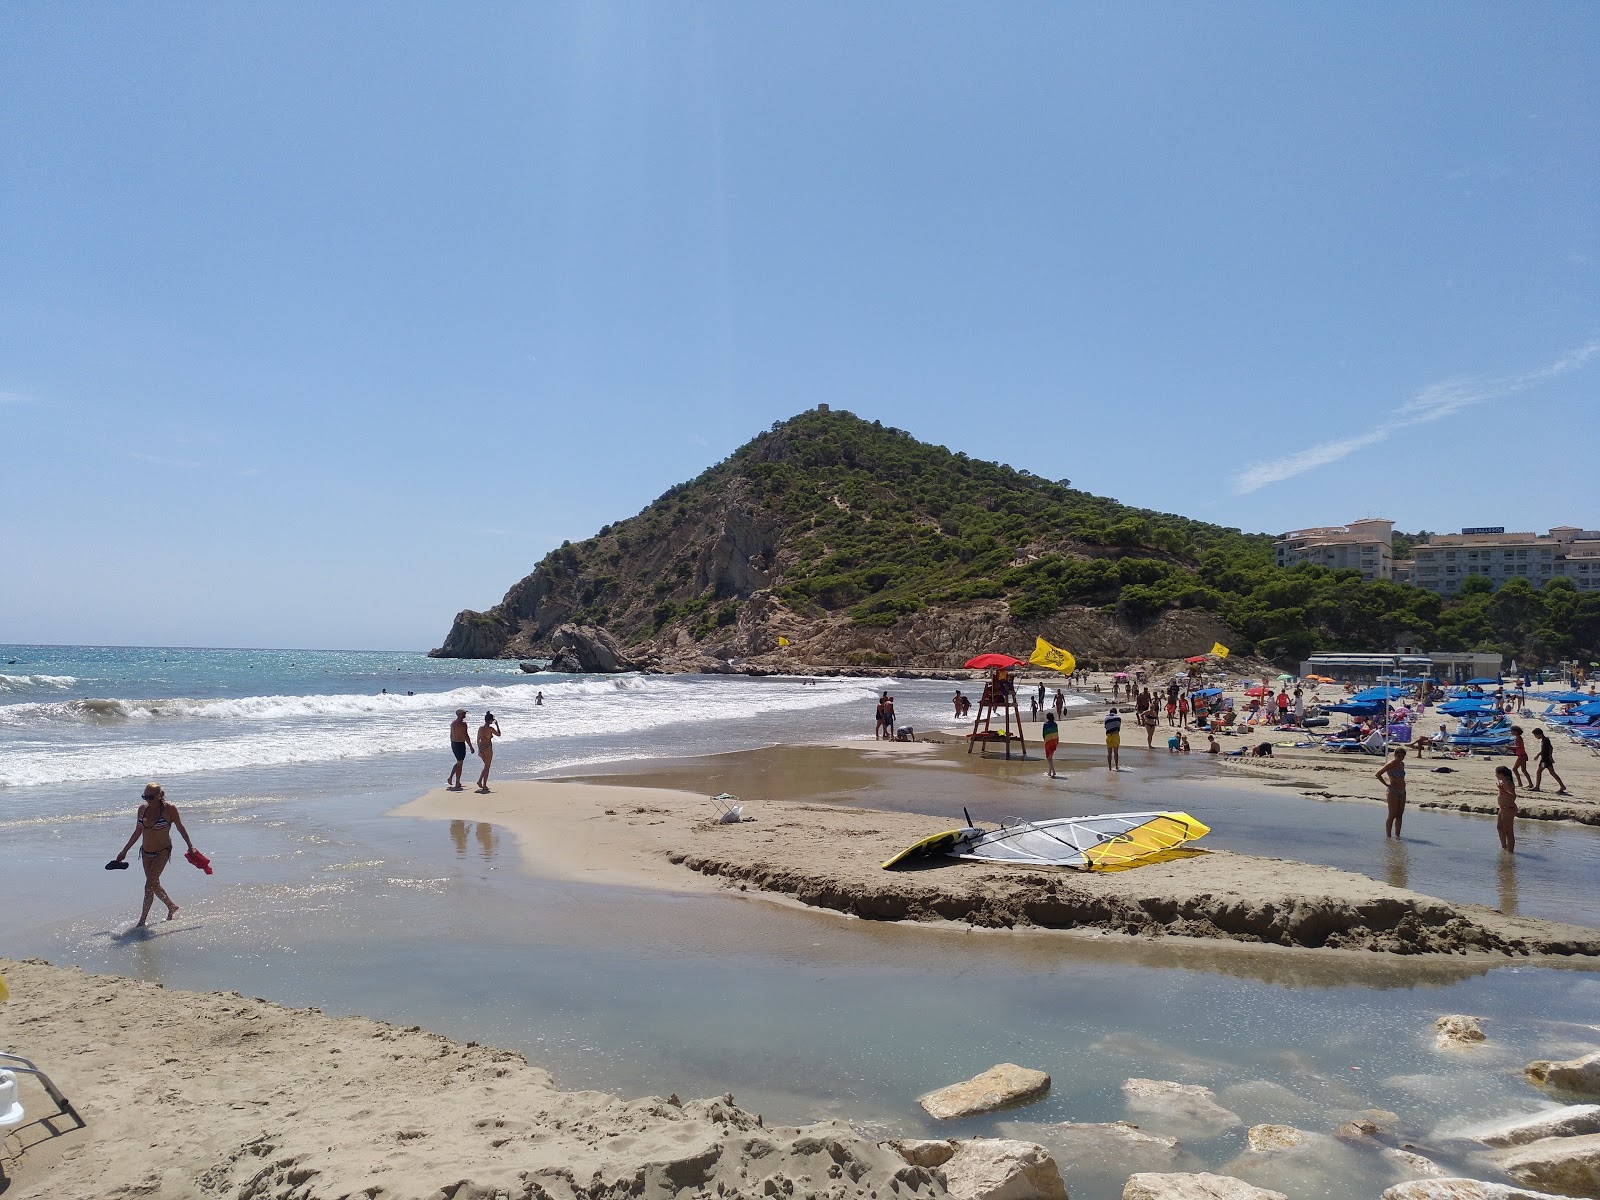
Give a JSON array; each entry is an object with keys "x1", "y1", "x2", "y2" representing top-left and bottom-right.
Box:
[
  {"x1": 778, "y1": 636, "x2": 790, "y2": 647},
  {"x1": 0, "y1": 970, "x2": 8, "y2": 1004},
  {"x1": 1028, "y1": 636, "x2": 1076, "y2": 675},
  {"x1": 1210, "y1": 642, "x2": 1230, "y2": 658}
]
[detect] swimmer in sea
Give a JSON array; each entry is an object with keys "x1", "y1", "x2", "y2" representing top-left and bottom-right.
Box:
[
  {"x1": 113, "y1": 782, "x2": 199, "y2": 926},
  {"x1": 475, "y1": 710, "x2": 502, "y2": 792},
  {"x1": 447, "y1": 708, "x2": 475, "y2": 790}
]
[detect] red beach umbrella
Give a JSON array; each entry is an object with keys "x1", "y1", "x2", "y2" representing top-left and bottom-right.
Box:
[
  {"x1": 1185, "y1": 655, "x2": 1208, "y2": 664},
  {"x1": 1245, "y1": 686, "x2": 1269, "y2": 697},
  {"x1": 964, "y1": 653, "x2": 1024, "y2": 670}
]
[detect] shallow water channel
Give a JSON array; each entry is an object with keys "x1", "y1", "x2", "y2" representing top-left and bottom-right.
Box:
[{"x1": 6, "y1": 712, "x2": 1599, "y2": 1198}]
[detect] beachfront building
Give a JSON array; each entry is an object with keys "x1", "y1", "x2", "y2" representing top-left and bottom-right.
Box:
[
  {"x1": 1297, "y1": 650, "x2": 1503, "y2": 684},
  {"x1": 1407, "y1": 527, "x2": 1600, "y2": 595},
  {"x1": 1274, "y1": 519, "x2": 1394, "y2": 582}
]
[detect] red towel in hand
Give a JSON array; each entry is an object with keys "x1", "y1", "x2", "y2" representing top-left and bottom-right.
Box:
[{"x1": 185, "y1": 848, "x2": 213, "y2": 875}]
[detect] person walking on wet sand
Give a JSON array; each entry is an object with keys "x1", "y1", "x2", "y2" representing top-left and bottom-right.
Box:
[
  {"x1": 1529, "y1": 728, "x2": 1568, "y2": 794},
  {"x1": 1376, "y1": 746, "x2": 1408, "y2": 838},
  {"x1": 112, "y1": 782, "x2": 200, "y2": 927},
  {"x1": 1104, "y1": 706, "x2": 1122, "y2": 771},
  {"x1": 1495, "y1": 765, "x2": 1518, "y2": 853},
  {"x1": 474, "y1": 711, "x2": 502, "y2": 792},
  {"x1": 1041, "y1": 711, "x2": 1060, "y2": 778},
  {"x1": 447, "y1": 708, "x2": 475, "y2": 790},
  {"x1": 1142, "y1": 702, "x2": 1159, "y2": 749},
  {"x1": 1510, "y1": 725, "x2": 1534, "y2": 788}
]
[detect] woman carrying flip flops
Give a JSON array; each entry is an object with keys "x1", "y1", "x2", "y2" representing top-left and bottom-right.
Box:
[{"x1": 112, "y1": 782, "x2": 200, "y2": 927}]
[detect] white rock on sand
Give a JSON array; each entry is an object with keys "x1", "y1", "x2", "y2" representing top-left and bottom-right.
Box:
[
  {"x1": 1381, "y1": 1181, "x2": 1574, "y2": 1199},
  {"x1": 1121, "y1": 1079, "x2": 1244, "y2": 1138},
  {"x1": 1454, "y1": 1104, "x2": 1600, "y2": 1147},
  {"x1": 1525, "y1": 1052, "x2": 1600, "y2": 1097},
  {"x1": 919, "y1": 1064, "x2": 1052, "y2": 1120},
  {"x1": 940, "y1": 1138, "x2": 1069, "y2": 1200},
  {"x1": 1495, "y1": 1132, "x2": 1600, "y2": 1195},
  {"x1": 1436, "y1": 1015, "x2": 1488, "y2": 1049},
  {"x1": 1122, "y1": 1171, "x2": 1288, "y2": 1199}
]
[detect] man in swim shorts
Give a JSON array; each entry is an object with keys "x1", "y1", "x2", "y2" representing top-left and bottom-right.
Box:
[
  {"x1": 447, "y1": 708, "x2": 474, "y2": 790},
  {"x1": 1104, "y1": 706, "x2": 1122, "y2": 771}
]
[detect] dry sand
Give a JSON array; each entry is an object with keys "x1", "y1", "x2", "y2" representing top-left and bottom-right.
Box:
[
  {"x1": 395, "y1": 780, "x2": 1599, "y2": 958},
  {"x1": 0, "y1": 958, "x2": 949, "y2": 1200}
]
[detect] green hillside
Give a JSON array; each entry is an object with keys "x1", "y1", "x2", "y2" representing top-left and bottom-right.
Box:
[{"x1": 438, "y1": 409, "x2": 1600, "y2": 665}]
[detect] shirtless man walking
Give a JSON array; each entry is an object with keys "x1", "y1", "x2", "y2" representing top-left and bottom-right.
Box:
[{"x1": 447, "y1": 708, "x2": 475, "y2": 790}]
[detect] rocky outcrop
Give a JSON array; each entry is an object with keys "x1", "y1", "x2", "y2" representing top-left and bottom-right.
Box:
[
  {"x1": 918, "y1": 1064, "x2": 1051, "y2": 1119},
  {"x1": 1435, "y1": 1015, "x2": 1487, "y2": 1049},
  {"x1": 1526, "y1": 1053, "x2": 1600, "y2": 1098},
  {"x1": 1057, "y1": 1121, "x2": 1180, "y2": 1158},
  {"x1": 1121, "y1": 1080, "x2": 1244, "y2": 1139},
  {"x1": 1459, "y1": 1106, "x2": 1600, "y2": 1148},
  {"x1": 884, "y1": 1139, "x2": 956, "y2": 1169},
  {"x1": 433, "y1": 608, "x2": 515, "y2": 658},
  {"x1": 545, "y1": 624, "x2": 649, "y2": 674},
  {"x1": 1496, "y1": 1133, "x2": 1600, "y2": 1195},
  {"x1": 940, "y1": 1138, "x2": 1068, "y2": 1200},
  {"x1": 1381, "y1": 1181, "x2": 1573, "y2": 1200},
  {"x1": 1122, "y1": 1172, "x2": 1286, "y2": 1200}
]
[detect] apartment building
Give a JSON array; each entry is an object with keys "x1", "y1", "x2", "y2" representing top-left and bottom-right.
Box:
[
  {"x1": 1402, "y1": 527, "x2": 1600, "y2": 595},
  {"x1": 1274, "y1": 519, "x2": 1394, "y2": 582}
]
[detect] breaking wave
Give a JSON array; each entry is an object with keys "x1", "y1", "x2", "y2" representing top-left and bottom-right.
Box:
[{"x1": 0, "y1": 673, "x2": 77, "y2": 693}]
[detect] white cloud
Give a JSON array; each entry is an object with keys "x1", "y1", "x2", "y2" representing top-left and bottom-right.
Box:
[
  {"x1": 0, "y1": 391, "x2": 37, "y2": 406},
  {"x1": 1232, "y1": 340, "x2": 1600, "y2": 494},
  {"x1": 131, "y1": 451, "x2": 201, "y2": 470}
]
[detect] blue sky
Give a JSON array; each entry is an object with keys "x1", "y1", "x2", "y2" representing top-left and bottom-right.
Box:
[{"x1": 3, "y1": 4, "x2": 1597, "y2": 650}]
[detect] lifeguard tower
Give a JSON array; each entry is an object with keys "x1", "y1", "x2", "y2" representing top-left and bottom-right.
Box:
[{"x1": 964, "y1": 653, "x2": 1028, "y2": 759}]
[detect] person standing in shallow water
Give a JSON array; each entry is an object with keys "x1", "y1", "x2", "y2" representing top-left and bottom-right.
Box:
[
  {"x1": 1041, "y1": 711, "x2": 1060, "y2": 778},
  {"x1": 447, "y1": 708, "x2": 474, "y2": 790},
  {"x1": 474, "y1": 711, "x2": 502, "y2": 793},
  {"x1": 113, "y1": 782, "x2": 199, "y2": 927},
  {"x1": 1376, "y1": 746, "x2": 1407, "y2": 838},
  {"x1": 1495, "y1": 765, "x2": 1518, "y2": 853},
  {"x1": 1104, "y1": 707, "x2": 1122, "y2": 771}
]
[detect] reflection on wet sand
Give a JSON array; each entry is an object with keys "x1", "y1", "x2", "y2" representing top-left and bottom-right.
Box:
[
  {"x1": 1382, "y1": 839, "x2": 1408, "y2": 891},
  {"x1": 1497, "y1": 852, "x2": 1519, "y2": 915},
  {"x1": 449, "y1": 819, "x2": 502, "y2": 864}
]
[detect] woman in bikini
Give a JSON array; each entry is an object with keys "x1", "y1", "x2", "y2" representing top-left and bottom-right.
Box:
[
  {"x1": 1376, "y1": 747, "x2": 1407, "y2": 839},
  {"x1": 1494, "y1": 765, "x2": 1518, "y2": 853},
  {"x1": 474, "y1": 711, "x2": 502, "y2": 792},
  {"x1": 114, "y1": 782, "x2": 198, "y2": 926}
]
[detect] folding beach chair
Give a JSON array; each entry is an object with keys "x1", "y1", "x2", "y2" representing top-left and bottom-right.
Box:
[
  {"x1": 0, "y1": 970, "x2": 80, "y2": 1129},
  {"x1": 0, "y1": 1052, "x2": 77, "y2": 1127},
  {"x1": 709, "y1": 792, "x2": 744, "y2": 824}
]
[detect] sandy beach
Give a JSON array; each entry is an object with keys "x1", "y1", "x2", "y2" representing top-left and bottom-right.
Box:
[
  {"x1": 0, "y1": 957, "x2": 950, "y2": 1200},
  {"x1": 395, "y1": 771, "x2": 1598, "y2": 957}
]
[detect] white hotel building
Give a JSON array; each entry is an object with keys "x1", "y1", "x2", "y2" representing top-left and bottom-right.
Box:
[{"x1": 1402, "y1": 527, "x2": 1600, "y2": 595}]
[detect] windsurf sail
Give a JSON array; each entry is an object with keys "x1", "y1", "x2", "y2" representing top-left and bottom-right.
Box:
[{"x1": 952, "y1": 811, "x2": 1210, "y2": 871}]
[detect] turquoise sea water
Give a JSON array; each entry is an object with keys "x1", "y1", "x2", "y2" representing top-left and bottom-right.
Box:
[{"x1": 3, "y1": 644, "x2": 1597, "y2": 1199}]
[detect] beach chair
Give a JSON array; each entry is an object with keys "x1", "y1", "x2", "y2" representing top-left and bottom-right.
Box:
[
  {"x1": 1359, "y1": 732, "x2": 1387, "y2": 755},
  {"x1": 0, "y1": 1052, "x2": 77, "y2": 1127}
]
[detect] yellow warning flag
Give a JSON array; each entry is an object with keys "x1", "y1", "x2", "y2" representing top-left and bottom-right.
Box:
[
  {"x1": 1210, "y1": 642, "x2": 1230, "y2": 658},
  {"x1": 778, "y1": 636, "x2": 790, "y2": 647},
  {"x1": 1028, "y1": 636, "x2": 1076, "y2": 675},
  {"x1": 0, "y1": 970, "x2": 8, "y2": 1003}
]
